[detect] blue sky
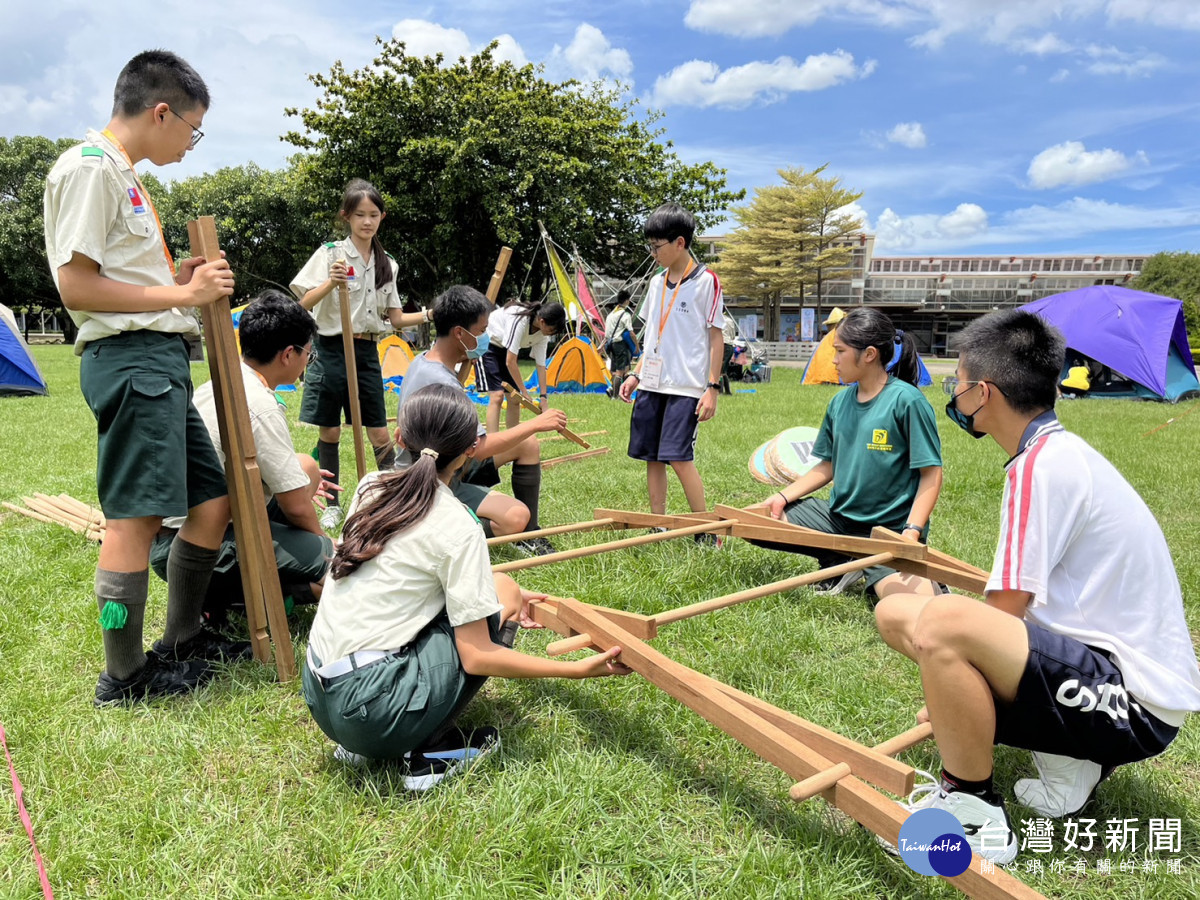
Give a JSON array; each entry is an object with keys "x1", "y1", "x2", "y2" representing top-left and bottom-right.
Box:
[{"x1": 4, "y1": 0, "x2": 1199, "y2": 256}]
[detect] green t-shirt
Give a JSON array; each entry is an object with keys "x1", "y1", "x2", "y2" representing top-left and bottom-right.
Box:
[{"x1": 813, "y1": 377, "x2": 942, "y2": 527}]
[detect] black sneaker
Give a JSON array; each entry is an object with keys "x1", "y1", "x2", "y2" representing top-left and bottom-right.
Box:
[
  {"x1": 94, "y1": 655, "x2": 210, "y2": 707},
  {"x1": 419, "y1": 725, "x2": 501, "y2": 763},
  {"x1": 150, "y1": 626, "x2": 253, "y2": 664},
  {"x1": 403, "y1": 753, "x2": 463, "y2": 792},
  {"x1": 812, "y1": 571, "x2": 865, "y2": 595},
  {"x1": 693, "y1": 532, "x2": 722, "y2": 549},
  {"x1": 514, "y1": 537, "x2": 556, "y2": 556}
]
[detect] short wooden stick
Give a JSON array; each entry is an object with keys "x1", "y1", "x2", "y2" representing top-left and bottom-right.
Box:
[
  {"x1": 545, "y1": 633, "x2": 596, "y2": 655},
  {"x1": 789, "y1": 763, "x2": 853, "y2": 801},
  {"x1": 872, "y1": 721, "x2": 934, "y2": 757},
  {"x1": 537, "y1": 430, "x2": 608, "y2": 441},
  {"x1": 503, "y1": 384, "x2": 590, "y2": 448}
]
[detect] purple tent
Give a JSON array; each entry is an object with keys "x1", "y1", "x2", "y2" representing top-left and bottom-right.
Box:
[{"x1": 1019, "y1": 285, "x2": 1198, "y2": 401}]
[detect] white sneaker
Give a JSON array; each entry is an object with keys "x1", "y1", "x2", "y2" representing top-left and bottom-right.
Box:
[
  {"x1": 902, "y1": 775, "x2": 1018, "y2": 865},
  {"x1": 333, "y1": 744, "x2": 369, "y2": 767},
  {"x1": 1015, "y1": 752, "x2": 1106, "y2": 817},
  {"x1": 319, "y1": 504, "x2": 344, "y2": 532}
]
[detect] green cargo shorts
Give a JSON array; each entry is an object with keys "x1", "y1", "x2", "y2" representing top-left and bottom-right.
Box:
[
  {"x1": 300, "y1": 334, "x2": 388, "y2": 428},
  {"x1": 79, "y1": 330, "x2": 227, "y2": 519},
  {"x1": 302, "y1": 612, "x2": 504, "y2": 760}
]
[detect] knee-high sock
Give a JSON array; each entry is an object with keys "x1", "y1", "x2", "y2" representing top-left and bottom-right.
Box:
[
  {"x1": 510, "y1": 463, "x2": 542, "y2": 532},
  {"x1": 95, "y1": 568, "x2": 149, "y2": 680},
  {"x1": 162, "y1": 536, "x2": 220, "y2": 646},
  {"x1": 317, "y1": 440, "x2": 340, "y2": 505},
  {"x1": 372, "y1": 440, "x2": 396, "y2": 471}
]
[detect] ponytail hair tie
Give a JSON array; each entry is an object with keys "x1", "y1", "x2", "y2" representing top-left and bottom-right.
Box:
[
  {"x1": 894, "y1": 329, "x2": 905, "y2": 343},
  {"x1": 420, "y1": 448, "x2": 439, "y2": 460}
]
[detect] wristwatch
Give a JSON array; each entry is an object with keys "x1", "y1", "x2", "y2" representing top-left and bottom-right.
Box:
[{"x1": 706, "y1": 382, "x2": 721, "y2": 391}]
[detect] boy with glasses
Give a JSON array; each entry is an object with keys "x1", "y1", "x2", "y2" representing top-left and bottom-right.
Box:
[
  {"x1": 617, "y1": 204, "x2": 725, "y2": 540},
  {"x1": 874, "y1": 309, "x2": 1200, "y2": 865},
  {"x1": 44, "y1": 50, "x2": 242, "y2": 705}
]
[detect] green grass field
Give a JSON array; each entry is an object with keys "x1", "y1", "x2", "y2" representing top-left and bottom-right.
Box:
[{"x1": 2, "y1": 346, "x2": 1198, "y2": 899}]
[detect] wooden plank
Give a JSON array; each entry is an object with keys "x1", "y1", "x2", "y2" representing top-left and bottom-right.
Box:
[
  {"x1": 492, "y1": 520, "x2": 729, "y2": 573},
  {"x1": 556, "y1": 598, "x2": 1044, "y2": 900},
  {"x1": 486, "y1": 517, "x2": 618, "y2": 547},
  {"x1": 485, "y1": 246, "x2": 512, "y2": 303},
  {"x1": 527, "y1": 597, "x2": 656, "y2": 643},
  {"x1": 542, "y1": 447, "x2": 610, "y2": 469},
  {"x1": 190, "y1": 216, "x2": 295, "y2": 680},
  {"x1": 728, "y1": 519, "x2": 930, "y2": 561},
  {"x1": 537, "y1": 430, "x2": 608, "y2": 442},
  {"x1": 872, "y1": 526, "x2": 990, "y2": 582}
]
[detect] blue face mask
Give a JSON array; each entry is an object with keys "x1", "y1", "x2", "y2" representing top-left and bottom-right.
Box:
[
  {"x1": 945, "y1": 389, "x2": 986, "y2": 439},
  {"x1": 460, "y1": 329, "x2": 490, "y2": 360}
]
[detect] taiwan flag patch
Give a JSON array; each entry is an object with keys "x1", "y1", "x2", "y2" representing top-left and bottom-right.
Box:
[{"x1": 127, "y1": 187, "x2": 146, "y2": 214}]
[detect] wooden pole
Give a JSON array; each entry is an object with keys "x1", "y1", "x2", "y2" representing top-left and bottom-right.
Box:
[
  {"x1": 503, "y1": 384, "x2": 590, "y2": 448},
  {"x1": 542, "y1": 447, "x2": 609, "y2": 469},
  {"x1": 872, "y1": 721, "x2": 934, "y2": 757},
  {"x1": 336, "y1": 267, "x2": 367, "y2": 481},
  {"x1": 458, "y1": 246, "x2": 512, "y2": 386},
  {"x1": 492, "y1": 520, "x2": 730, "y2": 573},
  {"x1": 486, "y1": 517, "x2": 618, "y2": 547},
  {"x1": 189, "y1": 216, "x2": 295, "y2": 680}
]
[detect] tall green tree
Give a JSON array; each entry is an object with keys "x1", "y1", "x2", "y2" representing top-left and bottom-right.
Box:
[
  {"x1": 0, "y1": 135, "x2": 78, "y2": 332},
  {"x1": 716, "y1": 166, "x2": 862, "y2": 340},
  {"x1": 154, "y1": 162, "x2": 327, "y2": 299},
  {"x1": 283, "y1": 39, "x2": 742, "y2": 304},
  {"x1": 1132, "y1": 252, "x2": 1200, "y2": 340}
]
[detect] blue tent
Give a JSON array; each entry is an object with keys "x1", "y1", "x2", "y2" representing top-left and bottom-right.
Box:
[
  {"x1": 1020, "y1": 286, "x2": 1199, "y2": 402},
  {"x1": 0, "y1": 304, "x2": 48, "y2": 397}
]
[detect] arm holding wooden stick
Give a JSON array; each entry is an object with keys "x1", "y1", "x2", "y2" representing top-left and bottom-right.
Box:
[{"x1": 503, "y1": 384, "x2": 590, "y2": 448}]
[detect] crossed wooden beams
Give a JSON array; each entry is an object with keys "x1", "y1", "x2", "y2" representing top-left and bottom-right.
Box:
[{"x1": 489, "y1": 508, "x2": 1042, "y2": 900}]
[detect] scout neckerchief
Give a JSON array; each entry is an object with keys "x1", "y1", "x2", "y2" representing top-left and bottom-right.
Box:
[
  {"x1": 100, "y1": 128, "x2": 176, "y2": 277},
  {"x1": 655, "y1": 258, "x2": 696, "y2": 345}
]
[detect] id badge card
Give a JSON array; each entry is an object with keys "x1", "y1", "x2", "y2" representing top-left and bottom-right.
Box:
[{"x1": 640, "y1": 355, "x2": 663, "y2": 390}]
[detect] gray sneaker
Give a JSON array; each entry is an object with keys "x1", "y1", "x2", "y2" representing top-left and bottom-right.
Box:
[
  {"x1": 319, "y1": 504, "x2": 344, "y2": 532},
  {"x1": 812, "y1": 570, "x2": 865, "y2": 595},
  {"x1": 514, "y1": 536, "x2": 556, "y2": 556}
]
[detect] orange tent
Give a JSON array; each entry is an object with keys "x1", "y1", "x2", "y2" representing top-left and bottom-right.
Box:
[{"x1": 378, "y1": 334, "x2": 416, "y2": 393}]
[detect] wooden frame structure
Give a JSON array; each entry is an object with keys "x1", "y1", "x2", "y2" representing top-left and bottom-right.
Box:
[
  {"x1": 189, "y1": 216, "x2": 295, "y2": 681},
  {"x1": 489, "y1": 506, "x2": 1042, "y2": 900}
]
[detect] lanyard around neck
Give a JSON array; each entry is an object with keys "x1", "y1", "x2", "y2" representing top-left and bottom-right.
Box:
[
  {"x1": 656, "y1": 259, "x2": 696, "y2": 341},
  {"x1": 100, "y1": 129, "x2": 176, "y2": 277}
]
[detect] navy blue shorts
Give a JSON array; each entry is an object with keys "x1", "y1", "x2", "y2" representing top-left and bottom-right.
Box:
[
  {"x1": 628, "y1": 391, "x2": 699, "y2": 462},
  {"x1": 994, "y1": 621, "x2": 1179, "y2": 767},
  {"x1": 475, "y1": 345, "x2": 519, "y2": 394}
]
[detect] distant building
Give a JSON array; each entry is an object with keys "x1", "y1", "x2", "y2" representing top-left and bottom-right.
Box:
[{"x1": 697, "y1": 233, "x2": 1145, "y2": 354}]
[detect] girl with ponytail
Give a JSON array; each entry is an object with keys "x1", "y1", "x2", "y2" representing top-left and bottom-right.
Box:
[
  {"x1": 754, "y1": 308, "x2": 944, "y2": 603},
  {"x1": 291, "y1": 178, "x2": 432, "y2": 530},
  {"x1": 477, "y1": 299, "x2": 567, "y2": 434},
  {"x1": 303, "y1": 383, "x2": 630, "y2": 789}
]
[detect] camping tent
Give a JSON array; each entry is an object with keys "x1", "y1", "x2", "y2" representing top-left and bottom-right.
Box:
[
  {"x1": 525, "y1": 335, "x2": 611, "y2": 395},
  {"x1": 1020, "y1": 286, "x2": 1199, "y2": 402},
  {"x1": 0, "y1": 304, "x2": 48, "y2": 396},
  {"x1": 378, "y1": 334, "x2": 416, "y2": 394}
]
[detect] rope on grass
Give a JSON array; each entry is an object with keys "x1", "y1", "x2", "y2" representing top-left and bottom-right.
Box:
[{"x1": 1, "y1": 722, "x2": 54, "y2": 899}]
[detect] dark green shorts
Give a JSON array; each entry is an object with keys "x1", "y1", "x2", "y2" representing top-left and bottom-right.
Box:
[
  {"x1": 303, "y1": 612, "x2": 504, "y2": 759},
  {"x1": 79, "y1": 330, "x2": 227, "y2": 520},
  {"x1": 608, "y1": 340, "x2": 633, "y2": 371},
  {"x1": 300, "y1": 334, "x2": 388, "y2": 428},
  {"x1": 749, "y1": 497, "x2": 929, "y2": 594},
  {"x1": 150, "y1": 500, "x2": 333, "y2": 603}
]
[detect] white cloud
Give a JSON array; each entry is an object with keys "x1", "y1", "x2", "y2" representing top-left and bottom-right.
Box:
[
  {"x1": 887, "y1": 122, "x2": 927, "y2": 148},
  {"x1": 1011, "y1": 32, "x2": 1073, "y2": 55},
  {"x1": 549, "y1": 23, "x2": 632, "y2": 82},
  {"x1": 392, "y1": 19, "x2": 529, "y2": 68},
  {"x1": 1050, "y1": 68, "x2": 1071, "y2": 82},
  {"x1": 651, "y1": 50, "x2": 873, "y2": 109},
  {"x1": 1027, "y1": 141, "x2": 1146, "y2": 189},
  {"x1": 1106, "y1": 0, "x2": 1200, "y2": 30},
  {"x1": 874, "y1": 202, "x2": 989, "y2": 250},
  {"x1": 1082, "y1": 44, "x2": 1165, "y2": 77}
]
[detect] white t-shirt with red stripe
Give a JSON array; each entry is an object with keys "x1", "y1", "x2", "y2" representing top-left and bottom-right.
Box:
[
  {"x1": 988, "y1": 415, "x2": 1200, "y2": 724},
  {"x1": 486, "y1": 305, "x2": 551, "y2": 366},
  {"x1": 638, "y1": 263, "x2": 725, "y2": 399}
]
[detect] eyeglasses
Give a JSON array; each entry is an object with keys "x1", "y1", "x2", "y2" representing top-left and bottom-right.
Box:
[
  {"x1": 941, "y1": 376, "x2": 1003, "y2": 396},
  {"x1": 646, "y1": 240, "x2": 672, "y2": 255},
  {"x1": 294, "y1": 344, "x2": 316, "y2": 362},
  {"x1": 169, "y1": 108, "x2": 204, "y2": 149}
]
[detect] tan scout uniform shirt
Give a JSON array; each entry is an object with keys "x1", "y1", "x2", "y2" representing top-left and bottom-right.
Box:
[
  {"x1": 43, "y1": 129, "x2": 198, "y2": 354},
  {"x1": 290, "y1": 237, "x2": 402, "y2": 338},
  {"x1": 308, "y1": 475, "x2": 502, "y2": 663}
]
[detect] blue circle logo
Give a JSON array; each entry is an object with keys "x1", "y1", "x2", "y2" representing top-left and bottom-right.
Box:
[{"x1": 897, "y1": 808, "x2": 971, "y2": 877}]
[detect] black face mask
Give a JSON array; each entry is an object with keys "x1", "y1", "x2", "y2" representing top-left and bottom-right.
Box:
[{"x1": 945, "y1": 389, "x2": 987, "y2": 439}]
